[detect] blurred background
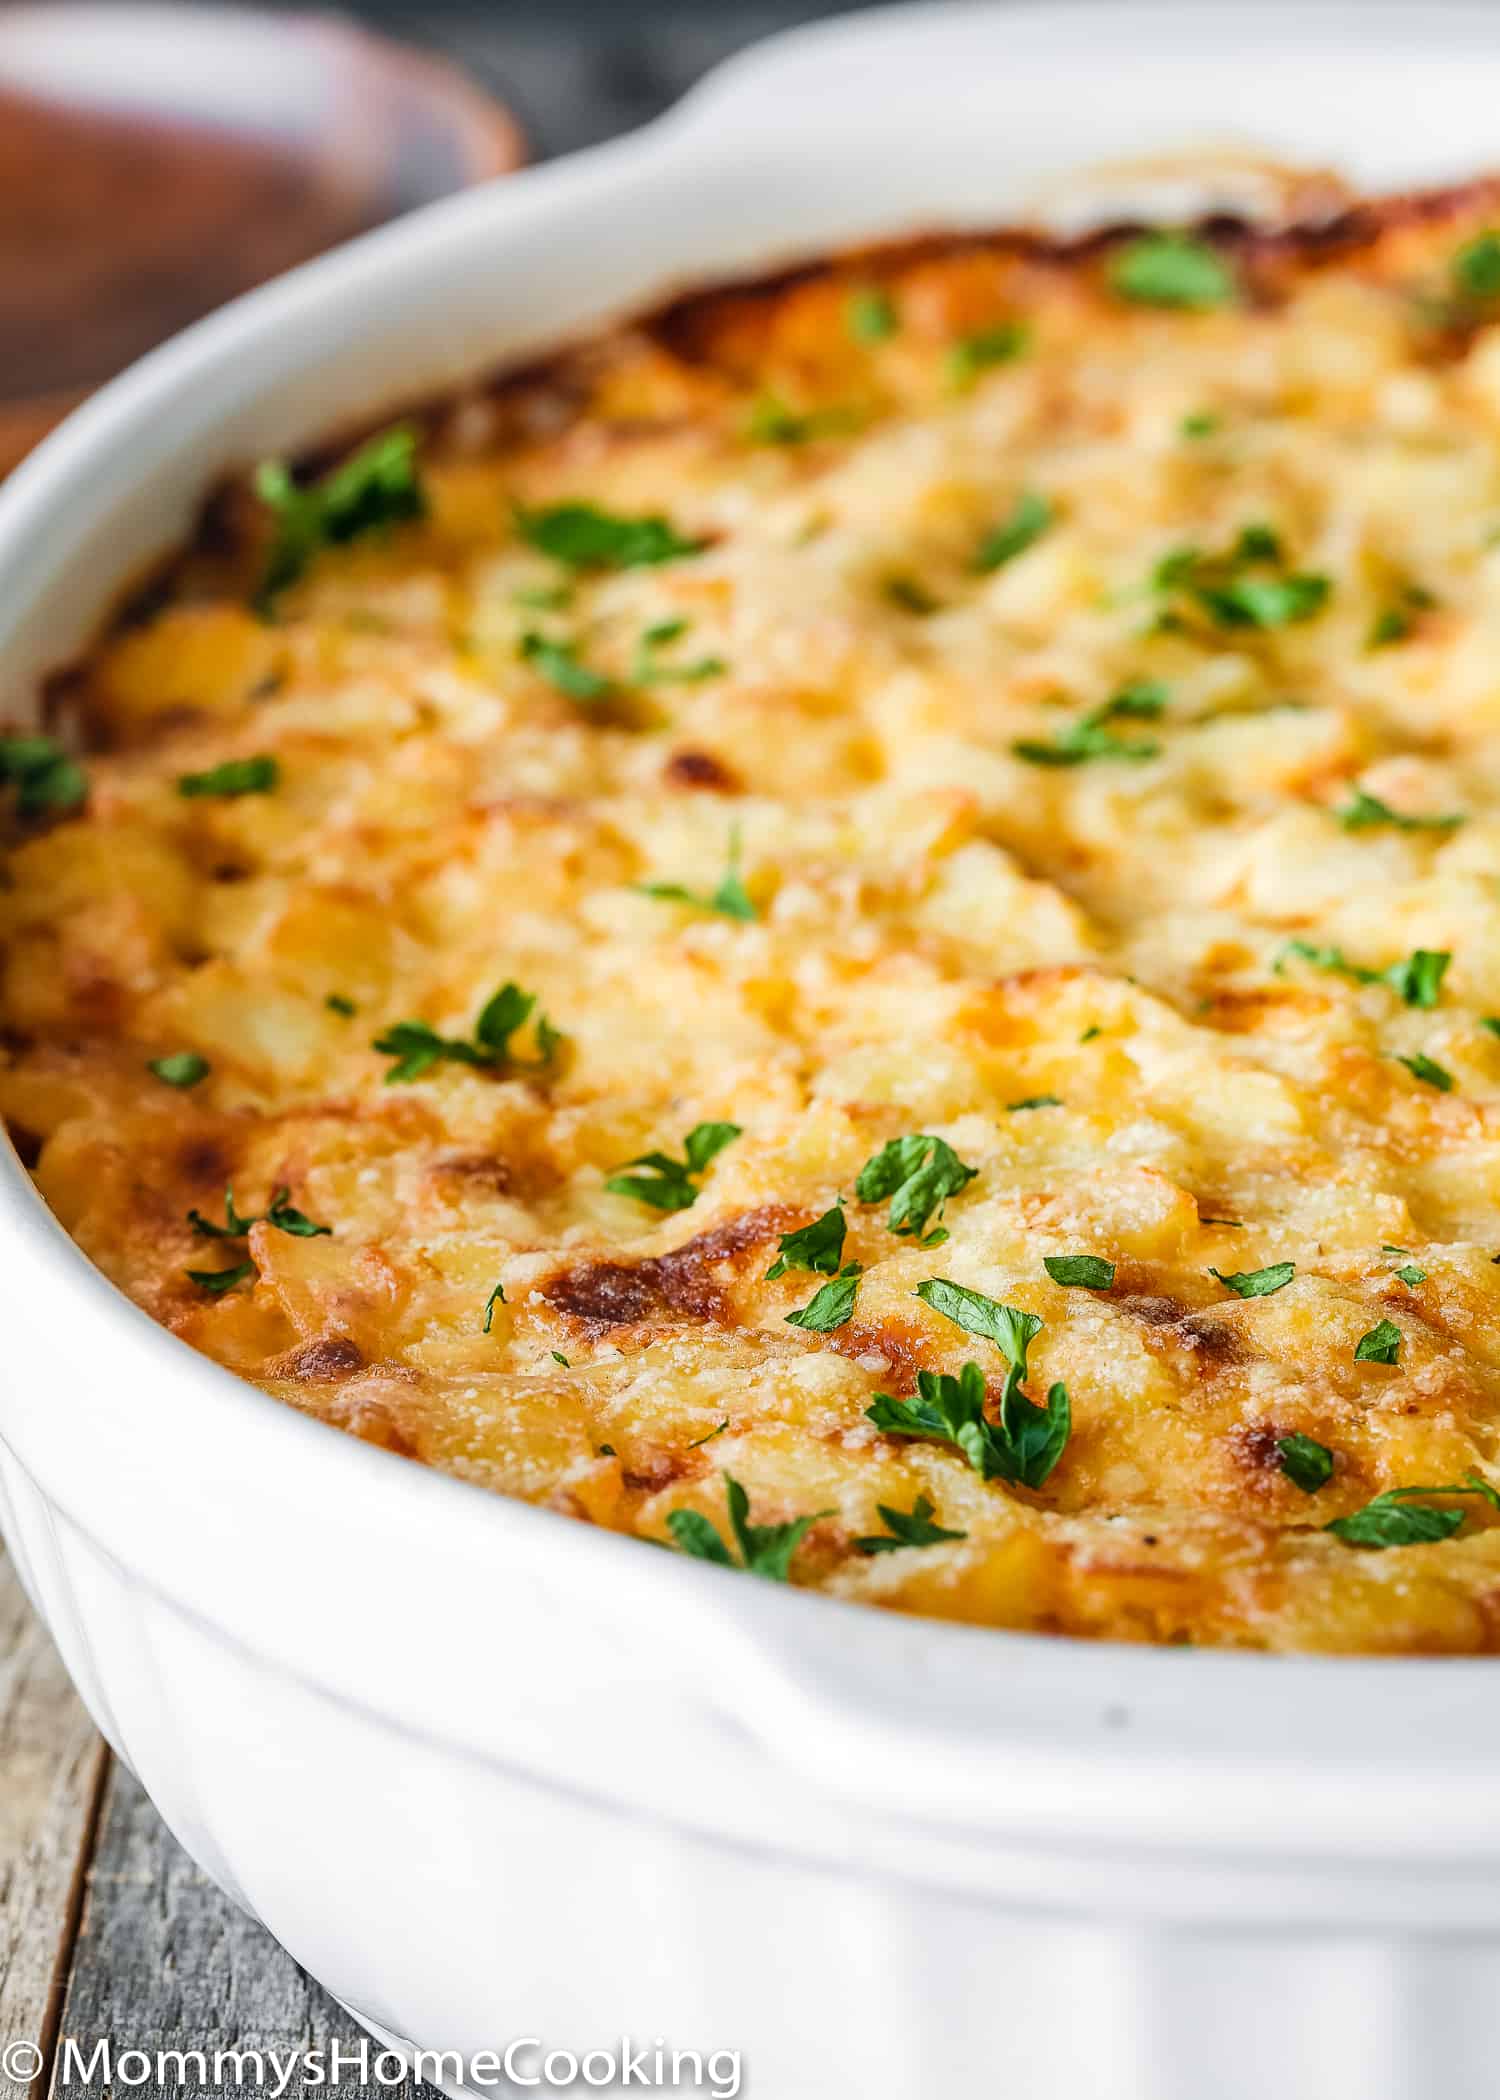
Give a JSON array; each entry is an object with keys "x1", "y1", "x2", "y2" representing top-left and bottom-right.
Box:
[{"x1": 0, "y1": 0, "x2": 881, "y2": 467}]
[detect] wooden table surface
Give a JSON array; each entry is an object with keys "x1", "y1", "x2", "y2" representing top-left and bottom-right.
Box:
[{"x1": 0, "y1": 1, "x2": 852, "y2": 2089}]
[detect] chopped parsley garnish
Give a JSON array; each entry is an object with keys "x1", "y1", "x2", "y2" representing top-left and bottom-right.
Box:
[
  {"x1": 326, "y1": 994, "x2": 356, "y2": 1017},
  {"x1": 1180, "y1": 410, "x2": 1221, "y2": 438},
  {"x1": 847, "y1": 287, "x2": 899, "y2": 343},
  {"x1": 254, "y1": 424, "x2": 425, "y2": 611},
  {"x1": 905, "y1": 1279, "x2": 1069, "y2": 1485},
  {"x1": 1043, "y1": 1254, "x2": 1115, "y2": 1290},
  {"x1": 515, "y1": 503, "x2": 704, "y2": 571},
  {"x1": 766, "y1": 1206, "x2": 847, "y2": 1280},
  {"x1": 1006, "y1": 1094, "x2": 1063, "y2": 1112},
  {"x1": 1197, "y1": 572, "x2": 1329, "y2": 629},
  {"x1": 1335, "y1": 787, "x2": 1463, "y2": 834},
  {"x1": 688, "y1": 1419, "x2": 729, "y2": 1449},
  {"x1": 1209, "y1": 1261, "x2": 1295, "y2": 1298},
  {"x1": 605, "y1": 1120, "x2": 741, "y2": 1212},
  {"x1": 374, "y1": 982, "x2": 560, "y2": 1084},
  {"x1": 854, "y1": 1134, "x2": 978, "y2": 1244},
  {"x1": 1109, "y1": 232, "x2": 1235, "y2": 310},
  {"x1": 1454, "y1": 230, "x2": 1500, "y2": 299},
  {"x1": 1150, "y1": 528, "x2": 1328, "y2": 631},
  {"x1": 1277, "y1": 940, "x2": 1450, "y2": 1009},
  {"x1": 1277, "y1": 1433, "x2": 1334, "y2": 1494},
  {"x1": 552, "y1": 1351, "x2": 570, "y2": 1367},
  {"x1": 667, "y1": 1473, "x2": 829, "y2": 1581},
  {"x1": 147, "y1": 1051, "x2": 209, "y2": 1088},
  {"x1": 883, "y1": 574, "x2": 941, "y2": 615},
  {"x1": 632, "y1": 618, "x2": 725, "y2": 686},
  {"x1": 481, "y1": 1283, "x2": 506, "y2": 1333},
  {"x1": 518, "y1": 631, "x2": 613, "y2": 705},
  {"x1": 871, "y1": 1282, "x2": 1069, "y2": 1490},
  {"x1": 1326, "y1": 1473, "x2": 1500, "y2": 1549},
  {"x1": 636, "y1": 827, "x2": 756, "y2": 921},
  {"x1": 973, "y1": 489, "x2": 1053, "y2": 573},
  {"x1": 745, "y1": 395, "x2": 859, "y2": 446},
  {"x1": 948, "y1": 322, "x2": 1028, "y2": 388},
  {"x1": 1012, "y1": 681, "x2": 1165, "y2": 766},
  {"x1": 1482, "y1": 1018, "x2": 1500, "y2": 1040},
  {"x1": 177, "y1": 755, "x2": 279, "y2": 799},
  {"x1": 1394, "y1": 1264, "x2": 1427, "y2": 1288},
  {"x1": 1396, "y1": 1052, "x2": 1454, "y2": 1092},
  {"x1": 0, "y1": 736, "x2": 86, "y2": 819},
  {"x1": 186, "y1": 1258, "x2": 256, "y2": 1297},
  {"x1": 1367, "y1": 585, "x2": 1435, "y2": 650},
  {"x1": 1354, "y1": 1318, "x2": 1402, "y2": 1365},
  {"x1": 188, "y1": 1184, "x2": 328, "y2": 1241},
  {"x1": 785, "y1": 1266, "x2": 863, "y2": 1331},
  {"x1": 854, "y1": 1495, "x2": 967, "y2": 1555}
]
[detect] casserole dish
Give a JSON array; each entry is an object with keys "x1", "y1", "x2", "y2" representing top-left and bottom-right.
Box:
[{"x1": 8, "y1": 4, "x2": 1500, "y2": 2093}]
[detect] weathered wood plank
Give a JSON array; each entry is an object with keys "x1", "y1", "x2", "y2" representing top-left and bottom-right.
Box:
[
  {"x1": 0, "y1": 1545, "x2": 108, "y2": 2100},
  {"x1": 51, "y1": 1763, "x2": 439, "y2": 2099}
]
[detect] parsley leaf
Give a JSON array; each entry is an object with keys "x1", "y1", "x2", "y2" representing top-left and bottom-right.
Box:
[
  {"x1": 1043, "y1": 1254, "x2": 1115, "y2": 1289},
  {"x1": 186, "y1": 1258, "x2": 256, "y2": 1296},
  {"x1": 948, "y1": 322, "x2": 1028, "y2": 388},
  {"x1": 1180, "y1": 410, "x2": 1221, "y2": 438},
  {"x1": 1277, "y1": 1433, "x2": 1334, "y2": 1494},
  {"x1": 373, "y1": 982, "x2": 560, "y2": 1084},
  {"x1": 785, "y1": 1265, "x2": 862, "y2": 1331},
  {"x1": 1209, "y1": 1261, "x2": 1295, "y2": 1298},
  {"x1": 1196, "y1": 572, "x2": 1329, "y2": 628},
  {"x1": 745, "y1": 395, "x2": 860, "y2": 446},
  {"x1": 147, "y1": 1051, "x2": 209, "y2": 1088},
  {"x1": 177, "y1": 755, "x2": 279, "y2": 799},
  {"x1": 1326, "y1": 1473, "x2": 1500, "y2": 1548},
  {"x1": 667, "y1": 1473, "x2": 829, "y2": 1581},
  {"x1": 188, "y1": 1184, "x2": 330, "y2": 1241},
  {"x1": 847, "y1": 288, "x2": 899, "y2": 343},
  {"x1": 766, "y1": 1206, "x2": 847, "y2": 1280},
  {"x1": 515, "y1": 504, "x2": 704, "y2": 571},
  {"x1": 1109, "y1": 232, "x2": 1235, "y2": 310},
  {"x1": 1454, "y1": 230, "x2": 1500, "y2": 299},
  {"x1": 255, "y1": 424, "x2": 425, "y2": 610},
  {"x1": 605, "y1": 1121, "x2": 741, "y2": 1212},
  {"x1": 518, "y1": 631, "x2": 613, "y2": 705},
  {"x1": 0, "y1": 736, "x2": 87, "y2": 819},
  {"x1": 1394, "y1": 1264, "x2": 1427, "y2": 1288},
  {"x1": 882, "y1": 574, "x2": 941, "y2": 615},
  {"x1": 855, "y1": 1494, "x2": 967, "y2": 1555},
  {"x1": 687, "y1": 1419, "x2": 728, "y2": 1449},
  {"x1": 1006, "y1": 1094, "x2": 1062, "y2": 1111},
  {"x1": 909, "y1": 1277, "x2": 1070, "y2": 1486},
  {"x1": 867, "y1": 1357, "x2": 1070, "y2": 1491},
  {"x1": 974, "y1": 489, "x2": 1053, "y2": 573},
  {"x1": 636, "y1": 827, "x2": 756, "y2": 921},
  {"x1": 1277, "y1": 941, "x2": 1450, "y2": 1009},
  {"x1": 326, "y1": 994, "x2": 356, "y2": 1017},
  {"x1": 481, "y1": 1282, "x2": 506, "y2": 1334},
  {"x1": 632, "y1": 619, "x2": 725, "y2": 687},
  {"x1": 854, "y1": 1134, "x2": 978, "y2": 1242},
  {"x1": 1335, "y1": 787, "x2": 1463, "y2": 834},
  {"x1": 1012, "y1": 681, "x2": 1165, "y2": 766},
  {"x1": 1396, "y1": 1052, "x2": 1454, "y2": 1092},
  {"x1": 1354, "y1": 1318, "x2": 1402, "y2": 1365}
]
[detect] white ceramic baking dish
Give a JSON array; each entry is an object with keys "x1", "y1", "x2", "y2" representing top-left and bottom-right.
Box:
[{"x1": 7, "y1": 6, "x2": 1500, "y2": 2095}]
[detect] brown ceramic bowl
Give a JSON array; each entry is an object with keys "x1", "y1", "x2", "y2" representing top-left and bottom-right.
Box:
[{"x1": 0, "y1": 3, "x2": 525, "y2": 470}]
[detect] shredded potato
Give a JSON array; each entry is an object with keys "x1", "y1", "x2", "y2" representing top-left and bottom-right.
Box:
[{"x1": 14, "y1": 186, "x2": 1500, "y2": 1648}]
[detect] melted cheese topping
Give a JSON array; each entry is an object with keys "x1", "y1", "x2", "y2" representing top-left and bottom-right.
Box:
[{"x1": 15, "y1": 193, "x2": 1500, "y2": 1649}]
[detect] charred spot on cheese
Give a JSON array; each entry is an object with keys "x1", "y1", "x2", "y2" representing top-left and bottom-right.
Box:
[
  {"x1": 23, "y1": 179, "x2": 1500, "y2": 1652},
  {"x1": 545, "y1": 1206, "x2": 801, "y2": 1331}
]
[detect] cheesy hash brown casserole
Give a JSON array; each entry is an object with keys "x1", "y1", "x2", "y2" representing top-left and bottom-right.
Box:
[{"x1": 20, "y1": 183, "x2": 1500, "y2": 1649}]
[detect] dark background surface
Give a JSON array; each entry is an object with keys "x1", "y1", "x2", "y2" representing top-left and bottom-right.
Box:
[{"x1": 283, "y1": 0, "x2": 868, "y2": 157}]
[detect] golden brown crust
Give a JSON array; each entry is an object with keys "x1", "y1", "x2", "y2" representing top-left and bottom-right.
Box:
[{"x1": 18, "y1": 175, "x2": 1500, "y2": 1650}]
